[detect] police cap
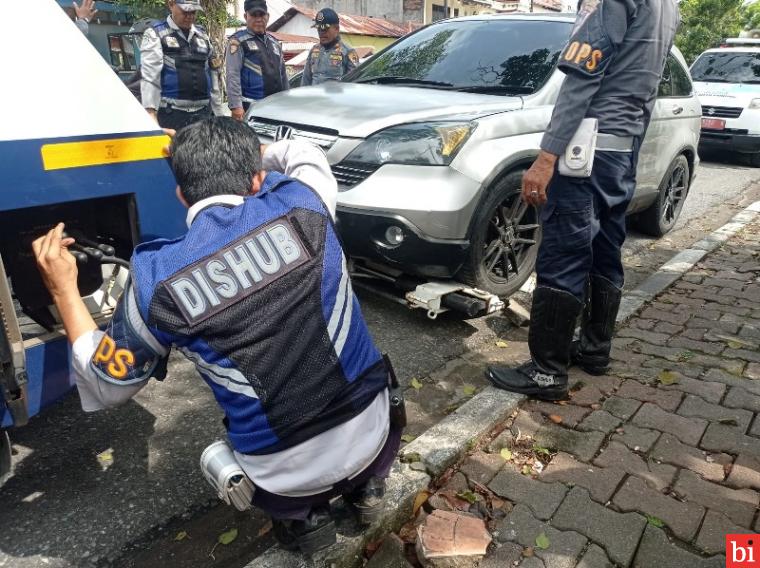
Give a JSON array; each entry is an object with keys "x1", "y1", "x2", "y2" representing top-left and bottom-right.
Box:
[
  {"x1": 175, "y1": 0, "x2": 203, "y2": 11},
  {"x1": 244, "y1": 0, "x2": 268, "y2": 14},
  {"x1": 313, "y1": 8, "x2": 339, "y2": 30}
]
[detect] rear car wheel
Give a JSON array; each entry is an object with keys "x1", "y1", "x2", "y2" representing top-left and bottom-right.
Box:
[
  {"x1": 636, "y1": 155, "x2": 690, "y2": 237},
  {"x1": 746, "y1": 153, "x2": 760, "y2": 168},
  {"x1": 0, "y1": 430, "x2": 11, "y2": 487},
  {"x1": 458, "y1": 171, "x2": 540, "y2": 297}
]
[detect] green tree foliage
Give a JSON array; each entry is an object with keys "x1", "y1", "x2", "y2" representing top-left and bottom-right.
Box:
[
  {"x1": 676, "y1": 0, "x2": 743, "y2": 64},
  {"x1": 741, "y1": 1, "x2": 760, "y2": 37}
]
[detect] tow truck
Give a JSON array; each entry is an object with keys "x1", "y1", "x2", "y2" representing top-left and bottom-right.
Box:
[{"x1": 0, "y1": 0, "x2": 185, "y2": 484}]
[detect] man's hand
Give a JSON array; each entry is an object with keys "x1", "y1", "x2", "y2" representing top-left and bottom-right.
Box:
[
  {"x1": 522, "y1": 151, "x2": 558, "y2": 207},
  {"x1": 32, "y1": 223, "x2": 78, "y2": 301},
  {"x1": 73, "y1": 0, "x2": 98, "y2": 21},
  {"x1": 231, "y1": 107, "x2": 245, "y2": 121}
]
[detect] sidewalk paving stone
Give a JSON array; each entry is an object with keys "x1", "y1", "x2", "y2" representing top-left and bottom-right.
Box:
[
  {"x1": 660, "y1": 374, "x2": 726, "y2": 404},
  {"x1": 677, "y1": 394, "x2": 753, "y2": 431},
  {"x1": 488, "y1": 466, "x2": 568, "y2": 520},
  {"x1": 616, "y1": 381, "x2": 683, "y2": 412},
  {"x1": 611, "y1": 425, "x2": 661, "y2": 453},
  {"x1": 633, "y1": 525, "x2": 725, "y2": 568},
  {"x1": 576, "y1": 544, "x2": 613, "y2": 568},
  {"x1": 725, "y1": 454, "x2": 760, "y2": 490},
  {"x1": 668, "y1": 336, "x2": 725, "y2": 356},
  {"x1": 702, "y1": 368, "x2": 760, "y2": 397},
  {"x1": 723, "y1": 386, "x2": 760, "y2": 413},
  {"x1": 524, "y1": 400, "x2": 591, "y2": 428},
  {"x1": 695, "y1": 510, "x2": 754, "y2": 555},
  {"x1": 673, "y1": 470, "x2": 759, "y2": 528},
  {"x1": 593, "y1": 441, "x2": 676, "y2": 491},
  {"x1": 631, "y1": 403, "x2": 707, "y2": 446},
  {"x1": 495, "y1": 504, "x2": 587, "y2": 568},
  {"x1": 511, "y1": 412, "x2": 606, "y2": 462},
  {"x1": 577, "y1": 411, "x2": 621, "y2": 434},
  {"x1": 540, "y1": 452, "x2": 625, "y2": 504},
  {"x1": 365, "y1": 534, "x2": 413, "y2": 568},
  {"x1": 701, "y1": 422, "x2": 760, "y2": 458},
  {"x1": 602, "y1": 397, "x2": 642, "y2": 421},
  {"x1": 477, "y1": 542, "x2": 523, "y2": 568},
  {"x1": 746, "y1": 362, "x2": 760, "y2": 379},
  {"x1": 612, "y1": 475, "x2": 705, "y2": 542},
  {"x1": 458, "y1": 452, "x2": 504, "y2": 486},
  {"x1": 551, "y1": 486, "x2": 646, "y2": 567},
  {"x1": 651, "y1": 433, "x2": 729, "y2": 482}
]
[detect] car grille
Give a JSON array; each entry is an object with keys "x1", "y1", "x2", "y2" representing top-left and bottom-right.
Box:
[
  {"x1": 248, "y1": 118, "x2": 338, "y2": 149},
  {"x1": 701, "y1": 105, "x2": 743, "y2": 119},
  {"x1": 331, "y1": 162, "x2": 379, "y2": 190}
]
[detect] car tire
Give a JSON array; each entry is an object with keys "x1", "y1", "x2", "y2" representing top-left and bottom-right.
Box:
[
  {"x1": 458, "y1": 171, "x2": 540, "y2": 298},
  {"x1": 636, "y1": 155, "x2": 690, "y2": 237},
  {"x1": 745, "y1": 152, "x2": 760, "y2": 168},
  {"x1": 0, "y1": 430, "x2": 11, "y2": 487}
]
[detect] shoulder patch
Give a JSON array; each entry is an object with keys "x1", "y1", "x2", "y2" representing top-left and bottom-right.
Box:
[
  {"x1": 559, "y1": 0, "x2": 614, "y2": 77},
  {"x1": 348, "y1": 50, "x2": 359, "y2": 64},
  {"x1": 229, "y1": 38, "x2": 240, "y2": 54},
  {"x1": 92, "y1": 334, "x2": 137, "y2": 382}
]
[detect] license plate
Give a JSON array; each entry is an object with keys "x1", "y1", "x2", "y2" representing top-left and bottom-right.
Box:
[{"x1": 701, "y1": 117, "x2": 726, "y2": 130}]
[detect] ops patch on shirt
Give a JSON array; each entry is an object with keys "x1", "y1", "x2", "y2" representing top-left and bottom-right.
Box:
[
  {"x1": 164, "y1": 216, "x2": 313, "y2": 326},
  {"x1": 92, "y1": 335, "x2": 136, "y2": 381},
  {"x1": 558, "y1": 0, "x2": 613, "y2": 77}
]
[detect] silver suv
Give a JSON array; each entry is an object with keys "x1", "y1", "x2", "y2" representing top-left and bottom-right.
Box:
[{"x1": 247, "y1": 14, "x2": 701, "y2": 297}]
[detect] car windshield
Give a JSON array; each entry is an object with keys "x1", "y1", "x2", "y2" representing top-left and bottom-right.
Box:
[
  {"x1": 691, "y1": 51, "x2": 760, "y2": 84},
  {"x1": 348, "y1": 19, "x2": 572, "y2": 95}
]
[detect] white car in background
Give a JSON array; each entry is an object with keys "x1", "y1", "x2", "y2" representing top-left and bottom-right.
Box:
[{"x1": 692, "y1": 39, "x2": 760, "y2": 166}]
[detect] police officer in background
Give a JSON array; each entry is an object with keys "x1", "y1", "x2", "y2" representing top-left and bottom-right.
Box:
[
  {"x1": 301, "y1": 8, "x2": 358, "y2": 87},
  {"x1": 33, "y1": 118, "x2": 401, "y2": 555},
  {"x1": 140, "y1": 0, "x2": 224, "y2": 130},
  {"x1": 487, "y1": 0, "x2": 679, "y2": 400},
  {"x1": 73, "y1": 0, "x2": 98, "y2": 35},
  {"x1": 226, "y1": 0, "x2": 289, "y2": 121}
]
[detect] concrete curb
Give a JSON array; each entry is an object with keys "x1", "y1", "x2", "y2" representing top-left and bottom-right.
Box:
[
  {"x1": 616, "y1": 200, "x2": 760, "y2": 324},
  {"x1": 244, "y1": 201, "x2": 759, "y2": 567}
]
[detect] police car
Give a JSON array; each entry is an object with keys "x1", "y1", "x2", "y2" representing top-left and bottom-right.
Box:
[
  {"x1": 691, "y1": 39, "x2": 760, "y2": 166},
  {"x1": 246, "y1": 14, "x2": 701, "y2": 300}
]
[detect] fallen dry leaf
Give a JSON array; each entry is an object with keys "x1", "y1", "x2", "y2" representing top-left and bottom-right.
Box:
[
  {"x1": 495, "y1": 340, "x2": 509, "y2": 348},
  {"x1": 258, "y1": 521, "x2": 273, "y2": 537},
  {"x1": 413, "y1": 490, "x2": 432, "y2": 516},
  {"x1": 548, "y1": 414, "x2": 563, "y2": 424}
]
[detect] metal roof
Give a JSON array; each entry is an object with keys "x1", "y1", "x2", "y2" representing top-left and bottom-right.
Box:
[{"x1": 272, "y1": 5, "x2": 422, "y2": 37}]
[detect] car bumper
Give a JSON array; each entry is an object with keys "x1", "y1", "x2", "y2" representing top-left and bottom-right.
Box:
[
  {"x1": 336, "y1": 207, "x2": 470, "y2": 279},
  {"x1": 699, "y1": 130, "x2": 760, "y2": 153}
]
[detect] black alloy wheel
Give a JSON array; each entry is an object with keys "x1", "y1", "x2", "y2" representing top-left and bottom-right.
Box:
[
  {"x1": 637, "y1": 155, "x2": 690, "y2": 237},
  {"x1": 459, "y1": 171, "x2": 540, "y2": 298}
]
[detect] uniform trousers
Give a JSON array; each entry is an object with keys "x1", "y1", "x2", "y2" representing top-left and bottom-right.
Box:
[
  {"x1": 157, "y1": 104, "x2": 211, "y2": 131},
  {"x1": 536, "y1": 147, "x2": 638, "y2": 301}
]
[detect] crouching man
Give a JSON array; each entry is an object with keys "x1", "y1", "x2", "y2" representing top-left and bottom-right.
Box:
[{"x1": 33, "y1": 117, "x2": 402, "y2": 555}]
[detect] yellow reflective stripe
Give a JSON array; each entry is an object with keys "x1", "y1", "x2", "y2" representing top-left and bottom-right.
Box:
[{"x1": 41, "y1": 135, "x2": 171, "y2": 171}]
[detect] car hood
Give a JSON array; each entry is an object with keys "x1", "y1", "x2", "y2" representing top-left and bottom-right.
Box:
[
  {"x1": 694, "y1": 81, "x2": 760, "y2": 106},
  {"x1": 250, "y1": 82, "x2": 523, "y2": 138}
]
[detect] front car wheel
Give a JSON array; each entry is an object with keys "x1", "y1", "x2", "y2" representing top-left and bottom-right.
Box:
[{"x1": 636, "y1": 154, "x2": 690, "y2": 237}]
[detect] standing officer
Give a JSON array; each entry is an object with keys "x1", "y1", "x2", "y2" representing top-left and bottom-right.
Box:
[
  {"x1": 140, "y1": 0, "x2": 224, "y2": 130},
  {"x1": 33, "y1": 118, "x2": 401, "y2": 555},
  {"x1": 487, "y1": 0, "x2": 679, "y2": 400},
  {"x1": 73, "y1": 0, "x2": 98, "y2": 35},
  {"x1": 301, "y1": 8, "x2": 358, "y2": 87},
  {"x1": 226, "y1": 0, "x2": 289, "y2": 121}
]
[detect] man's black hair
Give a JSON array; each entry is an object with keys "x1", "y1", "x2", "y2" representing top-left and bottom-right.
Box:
[{"x1": 170, "y1": 117, "x2": 262, "y2": 206}]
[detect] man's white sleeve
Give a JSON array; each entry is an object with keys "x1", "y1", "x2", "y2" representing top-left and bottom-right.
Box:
[
  {"x1": 140, "y1": 28, "x2": 164, "y2": 110},
  {"x1": 262, "y1": 140, "x2": 338, "y2": 218}
]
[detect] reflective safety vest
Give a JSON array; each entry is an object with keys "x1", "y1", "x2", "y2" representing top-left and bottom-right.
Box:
[
  {"x1": 152, "y1": 20, "x2": 212, "y2": 101},
  {"x1": 131, "y1": 173, "x2": 388, "y2": 454},
  {"x1": 233, "y1": 30, "x2": 285, "y2": 100}
]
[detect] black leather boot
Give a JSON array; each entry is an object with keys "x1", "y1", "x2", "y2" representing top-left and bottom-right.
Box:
[
  {"x1": 272, "y1": 505, "x2": 336, "y2": 555},
  {"x1": 572, "y1": 274, "x2": 622, "y2": 376},
  {"x1": 344, "y1": 476, "x2": 386, "y2": 525},
  {"x1": 486, "y1": 286, "x2": 583, "y2": 401}
]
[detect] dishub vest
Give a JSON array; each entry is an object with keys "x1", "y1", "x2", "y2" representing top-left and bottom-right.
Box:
[
  {"x1": 130, "y1": 172, "x2": 388, "y2": 454},
  {"x1": 152, "y1": 20, "x2": 212, "y2": 101}
]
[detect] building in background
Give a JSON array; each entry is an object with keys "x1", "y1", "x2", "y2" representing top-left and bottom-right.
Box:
[{"x1": 55, "y1": 0, "x2": 135, "y2": 62}]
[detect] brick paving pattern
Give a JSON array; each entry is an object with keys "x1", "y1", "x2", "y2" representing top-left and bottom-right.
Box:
[{"x1": 452, "y1": 220, "x2": 760, "y2": 566}]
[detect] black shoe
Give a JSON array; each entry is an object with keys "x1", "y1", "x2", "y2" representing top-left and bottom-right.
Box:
[
  {"x1": 486, "y1": 286, "x2": 582, "y2": 401},
  {"x1": 487, "y1": 362, "x2": 569, "y2": 401},
  {"x1": 344, "y1": 476, "x2": 386, "y2": 525},
  {"x1": 571, "y1": 274, "x2": 622, "y2": 376},
  {"x1": 272, "y1": 505, "x2": 336, "y2": 555}
]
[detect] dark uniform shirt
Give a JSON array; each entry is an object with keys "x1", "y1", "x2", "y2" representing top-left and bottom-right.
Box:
[
  {"x1": 301, "y1": 37, "x2": 358, "y2": 87},
  {"x1": 226, "y1": 30, "x2": 289, "y2": 109},
  {"x1": 541, "y1": 0, "x2": 680, "y2": 155}
]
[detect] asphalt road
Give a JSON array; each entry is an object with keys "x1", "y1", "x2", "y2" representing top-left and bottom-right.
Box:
[{"x1": 1, "y1": 154, "x2": 759, "y2": 568}]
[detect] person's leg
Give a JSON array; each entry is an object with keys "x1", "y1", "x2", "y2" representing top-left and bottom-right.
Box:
[
  {"x1": 487, "y1": 173, "x2": 596, "y2": 400},
  {"x1": 573, "y1": 150, "x2": 636, "y2": 375}
]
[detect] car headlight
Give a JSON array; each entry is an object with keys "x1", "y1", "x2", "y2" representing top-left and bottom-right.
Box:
[
  {"x1": 749, "y1": 98, "x2": 760, "y2": 110},
  {"x1": 344, "y1": 122, "x2": 476, "y2": 167}
]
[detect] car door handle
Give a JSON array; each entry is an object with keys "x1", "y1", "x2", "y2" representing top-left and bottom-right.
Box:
[{"x1": 672, "y1": 106, "x2": 684, "y2": 115}]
